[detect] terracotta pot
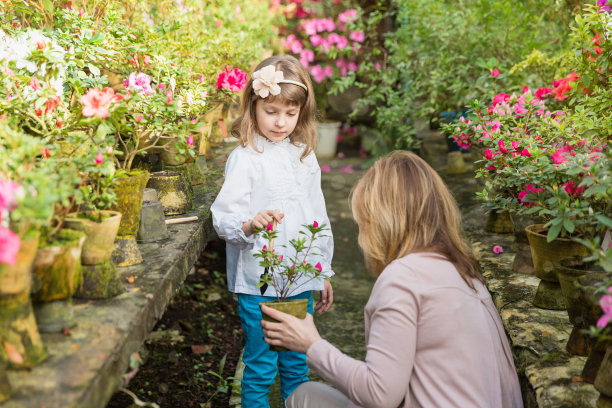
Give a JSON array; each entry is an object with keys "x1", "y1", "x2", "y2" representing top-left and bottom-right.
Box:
[
  {"x1": 595, "y1": 346, "x2": 612, "y2": 397},
  {"x1": 0, "y1": 231, "x2": 39, "y2": 297},
  {"x1": 509, "y1": 214, "x2": 539, "y2": 275},
  {"x1": 555, "y1": 256, "x2": 605, "y2": 356},
  {"x1": 63, "y1": 211, "x2": 122, "y2": 265},
  {"x1": 31, "y1": 229, "x2": 86, "y2": 303},
  {"x1": 525, "y1": 224, "x2": 588, "y2": 310},
  {"x1": 146, "y1": 171, "x2": 193, "y2": 215},
  {"x1": 110, "y1": 170, "x2": 150, "y2": 236},
  {"x1": 0, "y1": 230, "x2": 47, "y2": 368},
  {"x1": 260, "y1": 298, "x2": 308, "y2": 352},
  {"x1": 0, "y1": 361, "x2": 10, "y2": 403},
  {"x1": 485, "y1": 210, "x2": 513, "y2": 234}
]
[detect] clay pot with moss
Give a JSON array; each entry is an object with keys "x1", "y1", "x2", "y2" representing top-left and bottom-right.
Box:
[
  {"x1": 485, "y1": 210, "x2": 513, "y2": 234},
  {"x1": 0, "y1": 230, "x2": 47, "y2": 368},
  {"x1": 147, "y1": 171, "x2": 193, "y2": 215},
  {"x1": 259, "y1": 298, "x2": 309, "y2": 352},
  {"x1": 63, "y1": 210, "x2": 122, "y2": 265},
  {"x1": 525, "y1": 224, "x2": 588, "y2": 310},
  {"x1": 109, "y1": 170, "x2": 150, "y2": 267},
  {"x1": 31, "y1": 228, "x2": 86, "y2": 333},
  {"x1": 595, "y1": 346, "x2": 612, "y2": 403},
  {"x1": 555, "y1": 256, "x2": 605, "y2": 356}
]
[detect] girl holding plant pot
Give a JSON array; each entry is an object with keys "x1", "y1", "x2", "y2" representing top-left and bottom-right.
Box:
[
  {"x1": 211, "y1": 55, "x2": 335, "y2": 408},
  {"x1": 261, "y1": 151, "x2": 523, "y2": 408}
]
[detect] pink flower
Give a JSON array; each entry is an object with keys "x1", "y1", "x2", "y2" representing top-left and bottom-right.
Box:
[
  {"x1": 0, "y1": 226, "x2": 20, "y2": 265},
  {"x1": 340, "y1": 165, "x2": 354, "y2": 173},
  {"x1": 124, "y1": 72, "x2": 154, "y2": 95},
  {"x1": 513, "y1": 103, "x2": 528, "y2": 115},
  {"x1": 157, "y1": 84, "x2": 165, "y2": 90},
  {"x1": 492, "y1": 93, "x2": 511, "y2": 107},
  {"x1": 484, "y1": 149, "x2": 493, "y2": 160},
  {"x1": 492, "y1": 245, "x2": 504, "y2": 254},
  {"x1": 216, "y1": 67, "x2": 247, "y2": 92},
  {"x1": 310, "y1": 34, "x2": 323, "y2": 47},
  {"x1": 518, "y1": 184, "x2": 545, "y2": 206},
  {"x1": 0, "y1": 180, "x2": 22, "y2": 213},
  {"x1": 335, "y1": 35, "x2": 349, "y2": 49},
  {"x1": 520, "y1": 148, "x2": 531, "y2": 157},
  {"x1": 596, "y1": 289, "x2": 612, "y2": 328},
  {"x1": 490, "y1": 68, "x2": 499, "y2": 77},
  {"x1": 267, "y1": 223, "x2": 274, "y2": 231},
  {"x1": 315, "y1": 262, "x2": 322, "y2": 273},
  {"x1": 321, "y1": 165, "x2": 331, "y2": 173},
  {"x1": 313, "y1": 221, "x2": 318, "y2": 228},
  {"x1": 135, "y1": 115, "x2": 143, "y2": 122},
  {"x1": 562, "y1": 181, "x2": 585, "y2": 197},
  {"x1": 535, "y1": 87, "x2": 553, "y2": 99},
  {"x1": 263, "y1": 245, "x2": 268, "y2": 251},
  {"x1": 186, "y1": 135, "x2": 194, "y2": 147},
  {"x1": 349, "y1": 30, "x2": 365, "y2": 43},
  {"x1": 81, "y1": 88, "x2": 119, "y2": 118},
  {"x1": 338, "y1": 9, "x2": 357, "y2": 23},
  {"x1": 289, "y1": 39, "x2": 303, "y2": 54},
  {"x1": 552, "y1": 72, "x2": 578, "y2": 101},
  {"x1": 30, "y1": 77, "x2": 41, "y2": 91},
  {"x1": 551, "y1": 147, "x2": 574, "y2": 164},
  {"x1": 309, "y1": 65, "x2": 326, "y2": 83},
  {"x1": 498, "y1": 140, "x2": 508, "y2": 154},
  {"x1": 95, "y1": 152, "x2": 104, "y2": 164}
]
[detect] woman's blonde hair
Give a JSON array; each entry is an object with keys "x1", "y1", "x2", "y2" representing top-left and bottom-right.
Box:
[
  {"x1": 231, "y1": 55, "x2": 317, "y2": 161},
  {"x1": 350, "y1": 150, "x2": 483, "y2": 289}
]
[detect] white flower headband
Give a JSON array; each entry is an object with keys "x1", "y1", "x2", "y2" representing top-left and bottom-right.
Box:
[{"x1": 252, "y1": 65, "x2": 308, "y2": 98}]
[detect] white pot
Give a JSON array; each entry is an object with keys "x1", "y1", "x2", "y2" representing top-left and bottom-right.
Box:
[{"x1": 315, "y1": 121, "x2": 341, "y2": 159}]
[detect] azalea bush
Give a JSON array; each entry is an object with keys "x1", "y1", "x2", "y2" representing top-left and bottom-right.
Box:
[{"x1": 254, "y1": 221, "x2": 329, "y2": 302}]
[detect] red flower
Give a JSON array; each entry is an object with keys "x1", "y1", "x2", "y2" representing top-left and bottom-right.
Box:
[
  {"x1": 41, "y1": 148, "x2": 50, "y2": 158},
  {"x1": 44, "y1": 97, "x2": 60, "y2": 114},
  {"x1": 315, "y1": 262, "x2": 322, "y2": 273},
  {"x1": 216, "y1": 67, "x2": 247, "y2": 93},
  {"x1": 313, "y1": 220, "x2": 318, "y2": 228},
  {"x1": 518, "y1": 184, "x2": 545, "y2": 206},
  {"x1": 498, "y1": 140, "x2": 508, "y2": 154},
  {"x1": 552, "y1": 72, "x2": 578, "y2": 101},
  {"x1": 562, "y1": 181, "x2": 585, "y2": 197},
  {"x1": 535, "y1": 87, "x2": 553, "y2": 99},
  {"x1": 490, "y1": 68, "x2": 499, "y2": 78}
]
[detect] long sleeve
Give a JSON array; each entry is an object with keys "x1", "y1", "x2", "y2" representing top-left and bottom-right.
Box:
[
  {"x1": 305, "y1": 153, "x2": 335, "y2": 278},
  {"x1": 211, "y1": 148, "x2": 256, "y2": 249},
  {"x1": 306, "y1": 269, "x2": 417, "y2": 408}
]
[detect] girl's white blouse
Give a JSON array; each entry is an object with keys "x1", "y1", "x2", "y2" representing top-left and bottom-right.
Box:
[{"x1": 211, "y1": 136, "x2": 335, "y2": 296}]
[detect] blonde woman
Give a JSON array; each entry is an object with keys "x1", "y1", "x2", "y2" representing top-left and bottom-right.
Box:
[{"x1": 260, "y1": 151, "x2": 523, "y2": 408}]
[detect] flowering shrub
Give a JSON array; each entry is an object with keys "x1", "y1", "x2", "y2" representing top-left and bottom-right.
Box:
[
  {"x1": 254, "y1": 221, "x2": 329, "y2": 302},
  {"x1": 216, "y1": 67, "x2": 248, "y2": 93}
]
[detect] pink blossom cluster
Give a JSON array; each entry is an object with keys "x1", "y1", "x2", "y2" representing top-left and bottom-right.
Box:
[
  {"x1": 123, "y1": 72, "x2": 155, "y2": 96},
  {"x1": 81, "y1": 87, "x2": 123, "y2": 119},
  {"x1": 0, "y1": 180, "x2": 24, "y2": 265},
  {"x1": 597, "y1": 287, "x2": 612, "y2": 329},
  {"x1": 518, "y1": 184, "x2": 545, "y2": 206},
  {"x1": 216, "y1": 67, "x2": 247, "y2": 93}
]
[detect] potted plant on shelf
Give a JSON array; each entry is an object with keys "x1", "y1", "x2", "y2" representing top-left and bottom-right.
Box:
[
  {"x1": 254, "y1": 221, "x2": 330, "y2": 351},
  {"x1": 0, "y1": 124, "x2": 58, "y2": 368}
]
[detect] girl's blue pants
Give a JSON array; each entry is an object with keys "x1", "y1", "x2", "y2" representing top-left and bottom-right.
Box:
[{"x1": 237, "y1": 291, "x2": 313, "y2": 408}]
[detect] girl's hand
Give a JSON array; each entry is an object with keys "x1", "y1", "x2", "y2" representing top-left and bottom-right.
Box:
[
  {"x1": 260, "y1": 305, "x2": 322, "y2": 354},
  {"x1": 242, "y1": 209, "x2": 284, "y2": 236},
  {"x1": 315, "y1": 279, "x2": 333, "y2": 315}
]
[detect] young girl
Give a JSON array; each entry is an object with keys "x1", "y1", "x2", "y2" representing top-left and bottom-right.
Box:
[
  {"x1": 261, "y1": 151, "x2": 523, "y2": 408},
  {"x1": 210, "y1": 55, "x2": 335, "y2": 408}
]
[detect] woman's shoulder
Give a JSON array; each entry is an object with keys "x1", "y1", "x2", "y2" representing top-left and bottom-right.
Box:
[{"x1": 379, "y1": 253, "x2": 461, "y2": 287}]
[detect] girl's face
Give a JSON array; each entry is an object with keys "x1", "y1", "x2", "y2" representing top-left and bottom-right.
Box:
[{"x1": 255, "y1": 99, "x2": 300, "y2": 143}]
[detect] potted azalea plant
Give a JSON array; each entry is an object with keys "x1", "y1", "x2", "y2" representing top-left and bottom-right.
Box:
[{"x1": 254, "y1": 221, "x2": 330, "y2": 350}]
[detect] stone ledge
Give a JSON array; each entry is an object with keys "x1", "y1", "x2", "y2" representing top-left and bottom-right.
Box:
[{"x1": 1, "y1": 152, "x2": 227, "y2": 408}]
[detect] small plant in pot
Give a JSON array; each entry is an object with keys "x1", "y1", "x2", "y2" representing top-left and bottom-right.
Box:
[{"x1": 254, "y1": 221, "x2": 330, "y2": 351}]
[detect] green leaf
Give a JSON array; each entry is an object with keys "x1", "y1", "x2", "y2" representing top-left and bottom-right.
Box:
[
  {"x1": 595, "y1": 215, "x2": 612, "y2": 229},
  {"x1": 42, "y1": 0, "x2": 54, "y2": 13},
  {"x1": 547, "y1": 222, "x2": 562, "y2": 242},
  {"x1": 87, "y1": 64, "x2": 100, "y2": 76},
  {"x1": 563, "y1": 219, "x2": 575, "y2": 234}
]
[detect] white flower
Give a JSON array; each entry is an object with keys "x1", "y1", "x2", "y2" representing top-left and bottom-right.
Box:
[{"x1": 252, "y1": 65, "x2": 284, "y2": 98}]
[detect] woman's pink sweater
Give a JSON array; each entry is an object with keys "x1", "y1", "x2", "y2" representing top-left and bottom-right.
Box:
[{"x1": 306, "y1": 252, "x2": 523, "y2": 408}]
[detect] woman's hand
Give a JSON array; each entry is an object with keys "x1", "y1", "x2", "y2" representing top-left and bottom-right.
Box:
[
  {"x1": 315, "y1": 279, "x2": 333, "y2": 315},
  {"x1": 260, "y1": 305, "x2": 322, "y2": 354},
  {"x1": 242, "y1": 209, "x2": 284, "y2": 237}
]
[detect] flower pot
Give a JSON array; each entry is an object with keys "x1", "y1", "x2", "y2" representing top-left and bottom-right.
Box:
[
  {"x1": 138, "y1": 200, "x2": 169, "y2": 243},
  {"x1": 509, "y1": 214, "x2": 537, "y2": 275},
  {"x1": 595, "y1": 346, "x2": 612, "y2": 398},
  {"x1": 525, "y1": 224, "x2": 588, "y2": 310},
  {"x1": 0, "y1": 231, "x2": 47, "y2": 368},
  {"x1": 63, "y1": 210, "x2": 122, "y2": 265},
  {"x1": 146, "y1": 171, "x2": 193, "y2": 215},
  {"x1": 160, "y1": 137, "x2": 187, "y2": 166},
  {"x1": 583, "y1": 338, "x2": 612, "y2": 384},
  {"x1": 555, "y1": 256, "x2": 605, "y2": 356},
  {"x1": 485, "y1": 210, "x2": 513, "y2": 234},
  {"x1": 315, "y1": 121, "x2": 341, "y2": 159},
  {"x1": 162, "y1": 164, "x2": 195, "y2": 198},
  {"x1": 75, "y1": 260, "x2": 124, "y2": 299},
  {"x1": 110, "y1": 170, "x2": 150, "y2": 236},
  {"x1": 0, "y1": 361, "x2": 11, "y2": 403},
  {"x1": 31, "y1": 229, "x2": 86, "y2": 333},
  {"x1": 259, "y1": 298, "x2": 308, "y2": 352}
]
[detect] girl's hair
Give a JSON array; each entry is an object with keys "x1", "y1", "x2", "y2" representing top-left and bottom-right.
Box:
[
  {"x1": 232, "y1": 55, "x2": 317, "y2": 160},
  {"x1": 350, "y1": 150, "x2": 483, "y2": 289}
]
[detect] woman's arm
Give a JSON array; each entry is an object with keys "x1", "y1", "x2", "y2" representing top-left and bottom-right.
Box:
[{"x1": 261, "y1": 265, "x2": 417, "y2": 408}]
